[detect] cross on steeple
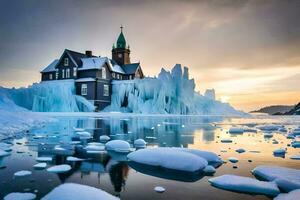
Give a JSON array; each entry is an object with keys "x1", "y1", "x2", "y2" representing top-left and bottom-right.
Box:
[{"x1": 120, "y1": 25, "x2": 123, "y2": 32}]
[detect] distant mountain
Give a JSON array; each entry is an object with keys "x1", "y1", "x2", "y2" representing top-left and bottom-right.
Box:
[
  {"x1": 251, "y1": 105, "x2": 294, "y2": 115},
  {"x1": 284, "y1": 102, "x2": 300, "y2": 115}
]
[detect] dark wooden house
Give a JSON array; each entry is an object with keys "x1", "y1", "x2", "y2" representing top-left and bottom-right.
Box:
[{"x1": 41, "y1": 27, "x2": 144, "y2": 111}]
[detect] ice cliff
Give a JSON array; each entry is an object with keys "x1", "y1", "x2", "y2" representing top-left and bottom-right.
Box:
[
  {"x1": 0, "y1": 80, "x2": 94, "y2": 112},
  {"x1": 105, "y1": 64, "x2": 244, "y2": 115}
]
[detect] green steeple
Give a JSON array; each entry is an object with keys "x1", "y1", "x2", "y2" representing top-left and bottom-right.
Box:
[{"x1": 116, "y1": 26, "x2": 126, "y2": 49}]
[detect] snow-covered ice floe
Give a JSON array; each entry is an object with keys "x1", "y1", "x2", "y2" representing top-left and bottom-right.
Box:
[
  {"x1": 252, "y1": 166, "x2": 300, "y2": 192},
  {"x1": 208, "y1": 174, "x2": 280, "y2": 196},
  {"x1": 36, "y1": 157, "x2": 52, "y2": 162},
  {"x1": 274, "y1": 189, "x2": 300, "y2": 200},
  {"x1": 14, "y1": 170, "x2": 32, "y2": 177},
  {"x1": 134, "y1": 139, "x2": 147, "y2": 148},
  {"x1": 42, "y1": 183, "x2": 119, "y2": 200},
  {"x1": 127, "y1": 147, "x2": 210, "y2": 172},
  {"x1": 4, "y1": 192, "x2": 36, "y2": 200},
  {"x1": 154, "y1": 186, "x2": 166, "y2": 193},
  {"x1": 46, "y1": 164, "x2": 71, "y2": 173},
  {"x1": 105, "y1": 140, "x2": 131, "y2": 153},
  {"x1": 229, "y1": 127, "x2": 244, "y2": 134},
  {"x1": 34, "y1": 162, "x2": 47, "y2": 169}
]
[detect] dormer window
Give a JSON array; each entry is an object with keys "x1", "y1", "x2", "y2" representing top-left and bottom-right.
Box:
[
  {"x1": 73, "y1": 67, "x2": 77, "y2": 77},
  {"x1": 102, "y1": 67, "x2": 106, "y2": 79},
  {"x1": 64, "y1": 58, "x2": 69, "y2": 66}
]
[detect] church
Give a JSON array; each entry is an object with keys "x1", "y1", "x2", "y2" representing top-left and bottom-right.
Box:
[{"x1": 40, "y1": 27, "x2": 144, "y2": 111}]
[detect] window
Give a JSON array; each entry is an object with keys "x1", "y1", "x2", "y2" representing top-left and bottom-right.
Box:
[
  {"x1": 129, "y1": 75, "x2": 132, "y2": 80},
  {"x1": 103, "y1": 84, "x2": 109, "y2": 96},
  {"x1": 73, "y1": 67, "x2": 77, "y2": 77},
  {"x1": 118, "y1": 53, "x2": 122, "y2": 58},
  {"x1": 55, "y1": 71, "x2": 58, "y2": 79},
  {"x1": 116, "y1": 74, "x2": 120, "y2": 79},
  {"x1": 64, "y1": 58, "x2": 69, "y2": 66},
  {"x1": 62, "y1": 69, "x2": 65, "y2": 78},
  {"x1": 81, "y1": 84, "x2": 87, "y2": 95},
  {"x1": 112, "y1": 73, "x2": 115, "y2": 78},
  {"x1": 102, "y1": 67, "x2": 106, "y2": 79},
  {"x1": 49, "y1": 74, "x2": 53, "y2": 80},
  {"x1": 66, "y1": 68, "x2": 70, "y2": 78}
]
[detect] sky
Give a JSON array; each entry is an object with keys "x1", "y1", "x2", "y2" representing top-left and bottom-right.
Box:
[{"x1": 0, "y1": 0, "x2": 299, "y2": 111}]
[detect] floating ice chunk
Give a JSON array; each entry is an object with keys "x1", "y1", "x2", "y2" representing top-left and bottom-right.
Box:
[
  {"x1": 257, "y1": 125, "x2": 280, "y2": 131},
  {"x1": 235, "y1": 148, "x2": 246, "y2": 153},
  {"x1": 41, "y1": 183, "x2": 119, "y2": 200},
  {"x1": 175, "y1": 148, "x2": 222, "y2": 165},
  {"x1": 274, "y1": 189, "x2": 300, "y2": 200},
  {"x1": 99, "y1": 135, "x2": 110, "y2": 143},
  {"x1": 278, "y1": 127, "x2": 287, "y2": 132},
  {"x1": 208, "y1": 174, "x2": 280, "y2": 196},
  {"x1": 4, "y1": 192, "x2": 36, "y2": 200},
  {"x1": 36, "y1": 157, "x2": 52, "y2": 162},
  {"x1": 85, "y1": 143, "x2": 105, "y2": 151},
  {"x1": 105, "y1": 140, "x2": 131, "y2": 153},
  {"x1": 291, "y1": 141, "x2": 300, "y2": 148},
  {"x1": 154, "y1": 186, "x2": 165, "y2": 193},
  {"x1": 290, "y1": 155, "x2": 300, "y2": 160},
  {"x1": 127, "y1": 147, "x2": 208, "y2": 172},
  {"x1": 221, "y1": 139, "x2": 232, "y2": 143},
  {"x1": 264, "y1": 132, "x2": 273, "y2": 138},
  {"x1": 34, "y1": 163, "x2": 47, "y2": 169},
  {"x1": 243, "y1": 128, "x2": 257, "y2": 133},
  {"x1": 229, "y1": 127, "x2": 244, "y2": 134},
  {"x1": 286, "y1": 134, "x2": 295, "y2": 139},
  {"x1": 0, "y1": 149, "x2": 10, "y2": 157},
  {"x1": 75, "y1": 131, "x2": 92, "y2": 139},
  {"x1": 73, "y1": 127, "x2": 85, "y2": 132},
  {"x1": 203, "y1": 165, "x2": 216, "y2": 174},
  {"x1": 134, "y1": 139, "x2": 146, "y2": 148},
  {"x1": 14, "y1": 170, "x2": 32, "y2": 177},
  {"x1": 272, "y1": 139, "x2": 279, "y2": 144},
  {"x1": 228, "y1": 157, "x2": 239, "y2": 163},
  {"x1": 47, "y1": 164, "x2": 71, "y2": 173},
  {"x1": 67, "y1": 156, "x2": 84, "y2": 162},
  {"x1": 273, "y1": 148, "x2": 286, "y2": 155},
  {"x1": 252, "y1": 166, "x2": 300, "y2": 192},
  {"x1": 0, "y1": 142, "x2": 12, "y2": 151}
]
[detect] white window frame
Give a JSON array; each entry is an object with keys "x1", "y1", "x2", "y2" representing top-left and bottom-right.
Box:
[
  {"x1": 112, "y1": 73, "x2": 115, "y2": 78},
  {"x1": 102, "y1": 67, "x2": 106, "y2": 79},
  {"x1": 49, "y1": 74, "x2": 53, "y2": 80},
  {"x1": 64, "y1": 58, "x2": 69, "y2": 66},
  {"x1": 55, "y1": 71, "x2": 58, "y2": 79},
  {"x1": 103, "y1": 84, "x2": 109, "y2": 96},
  {"x1": 129, "y1": 75, "x2": 132, "y2": 80},
  {"x1": 66, "y1": 68, "x2": 70, "y2": 78},
  {"x1": 116, "y1": 74, "x2": 119, "y2": 79},
  {"x1": 81, "y1": 84, "x2": 87, "y2": 95},
  {"x1": 73, "y1": 67, "x2": 77, "y2": 77},
  {"x1": 62, "y1": 69, "x2": 65, "y2": 78}
]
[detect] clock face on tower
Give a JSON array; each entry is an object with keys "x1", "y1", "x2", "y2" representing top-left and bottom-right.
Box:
[{"x1": 118, "y1": 53, "x2": 122, "y2": 58}]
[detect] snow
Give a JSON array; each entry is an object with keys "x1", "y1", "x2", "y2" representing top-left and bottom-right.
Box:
[
  {"x1": 4, "y1": 192, "x2": 36, "y2": 200},
  {"x1": 41, "y1": 59, "x2": 58, "y2": 73},
  {"x1": 229, "y1": 127, "x2": 244, "y2": 134},
  {"x1": 75, "y1": 131, "x2": 92, "y2": 139},
  {"x1": 85, "y1": 143, "x2": 105, "y2": 151},
  {"x1": 154, "y1": 186, "x2": 166, "y2": 193},
  {"x1": 36, "y1": 157, "x2": 52, "y2": 162},
  {"x1": 75, "y1": 78, "x2": 95, "y2": 82},
  {"x1": 105, "y1": 140, "x2": 131, "y2": 153},
  {"x1": 274, "y1": 189, "x2": 300, "y2": 200},
  {"x1": 14, "y1": 170, "x2": 32, "y2": 177},
  {"x1": 252, "y1": 166, "x2": 300, "y2": 192},
  {"x1": 175, "y1": 148, "x2": 222, "y2": 165},
  {"x1": 47, "y1": 164, "x2": 71, "y2": 173},
  {"x1": 127, "y1": 147, "x2": 208, "y2": 172},
  {"x1": 104, "y1": 64, "x2": 245, "y2": 115},
  {"x1": 79, "y1": 57, "x2": 107, "y2": 71},
  {"x1": 134, "y1": 139, "x2": 146, "y2": 148},
  {"x1": 0, "y1": 149, "x2": 10, "y2": 157},
  {"x1": 34, "y1": 163, "x2": 47, "y2": 169},
  {"x1": 41, "y1": 183, "x2": 119, "y2": 200},
  {"x1": 208, "y1": 174, "x2": 280, "y2": 196}
]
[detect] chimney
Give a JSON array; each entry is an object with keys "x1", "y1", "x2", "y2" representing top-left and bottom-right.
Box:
[{"x1": 85, "y1": 50, "x2": 92, "y2": 57}]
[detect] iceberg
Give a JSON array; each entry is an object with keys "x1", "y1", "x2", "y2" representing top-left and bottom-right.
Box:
[
  {"x1": 47, "y1": 164, "x2": 71, "y2": 173},
  {"x1": 105, "y1": 64, "x2": 244, "y2": 115},
  {"x1": 4, "y1": 192, "x2": 36, "y2": 200},
  {"x1": 14, "y1": 170, "x2": 32, "y2": 177},
  {"x1": 274, "y1": 189, "x2": 300, "y2": 200},
  {"x1": 105, "y1": 140, "x2": 131, "y2": 153},
  {"x1": 41, "y1": 183, "x2": 119, "y2": 200},
  {"x1": 0, "y1": 80, "x2": 94, "y2": 112},
  {"x1": 208, "y1": 174, "x2": 280, "y2": 196}
]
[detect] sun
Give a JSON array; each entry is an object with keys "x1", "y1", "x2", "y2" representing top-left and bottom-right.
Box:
[{"x1": 220, "y1": 95, "x2": 230, "y2": 103}]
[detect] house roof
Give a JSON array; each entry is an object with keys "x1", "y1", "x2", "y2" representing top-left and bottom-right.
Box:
[
  {"x1": 65, "y1": 49, "x2": 96, "y2": 66},
  {"x1": 122, "y1": 63, "x2": 140, "y2": 74},
  {"x1": 108, "y1": 59, "x2": 125, "y2": 74},
  {"x1": 41, "y1": 59, "x2": 59, "y2": 73},
  {"x1": 78, "y1": 57, "x2": 108, "y2": 71}
]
